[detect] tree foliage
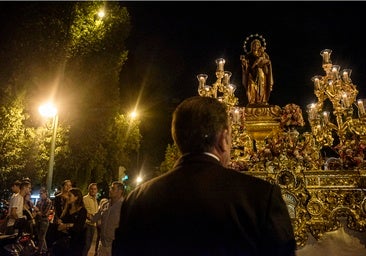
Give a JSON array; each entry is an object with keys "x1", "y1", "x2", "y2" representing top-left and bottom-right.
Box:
[
  {"x1": 0, "y1": 2, "x2": 138, "y2": 194},
  {"x1": 158, "y1": 143, "x2": 181, "y2": 176},
  {"x1": 0, "y1": 86, "x2": 32, "y2": 190}
]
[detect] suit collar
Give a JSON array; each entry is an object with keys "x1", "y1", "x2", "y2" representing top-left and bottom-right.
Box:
[{"x1": 174, "y1": 153, "x2": 222, "y2": 168}]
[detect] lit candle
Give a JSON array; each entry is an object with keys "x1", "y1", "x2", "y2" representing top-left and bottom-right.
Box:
[
  {"x1": 228, "y1": 84, "x2": 236, "y2": 95},
  {"x1": 328, "y1": 80, "x2": 334, "y2": 93},
  {"x1": 223, "y1": 73, "x2": 229, "y2": 85},
  {"x1": 223, "y1": 71, "x2": 232, "y2": 85},
  {"x1": 216, "y1": 58, "x2": 225, "y2": 72},
  {"x1": 342, "y1": 93, "x2": 349, "y2": 108},
  {"x1": 307, "y1": 103, "x2": 316, "y2": 120},
  {"x1": 323, "y1": 111, "x2": 329, "y2": 124},
  {"x1": 314, "y1": 77, "x2": 320, "y2": 89},
  {"x1": 320, "y1": 49, "x2": 332, "y2": 64},
  {"x1": 234, "y1": 107, "x2": 240, "y2": 124},
  {"x1": 219, "y1": 61, "x2": 224, "y2": 71},
  {"x1": 197, "y1": 74, "x2": 208, "y2": 87},
  {"x1": 331, "y1": 65, "x2": 340, "y2": 80},
  {"x1": 342, "y1": 69, "x2": 352, "y2": 83},
  {"x1": 342, "y1": 71, "x2": 349, "y2": 82},
  {"x1": 358, "y1": 99, "x2": 365, "y2": 116},
  {"x1": 199, "y1": 77, "x2": 205, "y2": 86}
]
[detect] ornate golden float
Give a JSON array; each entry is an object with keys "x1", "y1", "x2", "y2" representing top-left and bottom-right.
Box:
[{"x1": 196, "y1": 35, "x2": 366, "y2": 249}]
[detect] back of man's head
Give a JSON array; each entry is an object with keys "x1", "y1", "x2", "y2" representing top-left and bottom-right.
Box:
[
  {"x1": 172, "y1": 96, "x2": 228, "y2": 154},
  {"x1": 21, "y1": 180, "x2": 30, "y2": 188}
]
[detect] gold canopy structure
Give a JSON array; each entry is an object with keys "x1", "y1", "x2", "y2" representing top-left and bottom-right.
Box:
[{"x1": 197, "y1": 36, "x2": 366, "y2": 248}]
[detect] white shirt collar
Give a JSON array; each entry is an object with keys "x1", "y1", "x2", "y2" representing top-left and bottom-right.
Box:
[{"x1": 203, "y1": 152, "x2": 220, "y2": 162}]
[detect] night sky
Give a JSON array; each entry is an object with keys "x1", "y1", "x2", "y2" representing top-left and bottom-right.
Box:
[{"x1": 119, "y1": 1, "x2": 366, "y2": 169}]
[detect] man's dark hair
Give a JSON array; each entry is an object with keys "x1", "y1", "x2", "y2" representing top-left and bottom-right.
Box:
[
  {"x1": 112, "y1": 181, "x2": 126, "y2": 195},
  {"x1": 88, "y1": 183, "x2": 98, "y2": 190},
  {"x1": 39, "y1": 187, "x2": 48, "y2": 195},
  {"x1": 171, "y1": 96, "x2": 229, "y2": 154},
  {"x1": 62, "y1": 179, "x2": 72, "y2": 188},
  {"x1": 12, "y1": 180, "x2": 21, "y2": 187},
  {"x1": 20, "y1": 180, "x2": 31, "y2": 190}
]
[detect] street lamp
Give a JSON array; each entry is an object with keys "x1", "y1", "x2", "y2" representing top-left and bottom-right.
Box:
[
  {"x1": 39, "y1": 102, "x2": 58, "y2": 195},
  {"x1": 129, "y1": 110, "x2": 138, "y2": 120}
]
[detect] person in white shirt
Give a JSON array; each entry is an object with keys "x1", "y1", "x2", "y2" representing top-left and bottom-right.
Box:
[
  {"x1": 82, "y1": 183, "x2": 99, "y2": 256},
  {"x1": 92, "y1": 181, "x2": 125, "y2": 256},
  {"x1": 6, "y1": 180, "x2": 31, "y2": 235}
]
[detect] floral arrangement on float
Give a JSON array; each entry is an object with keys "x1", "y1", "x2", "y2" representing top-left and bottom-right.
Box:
[{"x1": 229, "y1": 103, "x2": 324, "y2": 173}]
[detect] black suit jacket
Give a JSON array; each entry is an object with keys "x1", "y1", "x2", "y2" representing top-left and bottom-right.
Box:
[{"x1": 112, "y1": 153, "x2": 296, "y2": 256}]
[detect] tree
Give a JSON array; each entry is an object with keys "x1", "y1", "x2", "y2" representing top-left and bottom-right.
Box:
[
  {"x1": 58, "y1": 1, "x2": 133, "y2": 190},
  {"x1": 0, "y1": 2, "x2": 138, "y2": 193},
  {"x1": 0, "y1": 86, "x2": 28, "y2": 190},
  {"x1": 158, "y1": 143, "x2": 181, "y2": 176}
]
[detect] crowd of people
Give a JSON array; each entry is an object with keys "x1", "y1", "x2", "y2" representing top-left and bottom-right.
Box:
[
  {"x1": 2, "y1": 178, "x2": 126, "y2": 256},
  {"x1": 2, "y1": 95, "x2": 297, "y2": 256}
]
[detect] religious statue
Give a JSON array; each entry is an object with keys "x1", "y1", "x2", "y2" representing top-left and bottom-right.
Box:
[{"x1": 241, "y1": 35, "x2": 273, "y2": 106}]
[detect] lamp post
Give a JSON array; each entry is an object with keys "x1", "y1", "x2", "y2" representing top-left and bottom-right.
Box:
[
  {"x1": 129, "y1": 110, "x2": 139, "y2": 166},
  {"x1": 39, "y1": 103, "x2": 58, "y2": 195}
]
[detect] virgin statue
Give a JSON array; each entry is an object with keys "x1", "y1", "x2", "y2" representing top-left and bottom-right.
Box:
[{"x1": 241, "y1": 36, "x2": 273, "y2": 106}]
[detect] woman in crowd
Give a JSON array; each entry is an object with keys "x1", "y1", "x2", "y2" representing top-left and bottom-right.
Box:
[
  {"x1": 23, "y1": 192, "x2": 35, "y2": 236},
  {"x1": 53, "y1": 179, "x2": 72, "y2": 222},
  {"x1": 47, "y1": 179, "x2": 72, "y2": 248},
  {"x1": 34, "y1": 187, "x2": 53, "y2": 255},
  {"x1": 52, "y1": 188, "x2": 87, "y2": 256}
]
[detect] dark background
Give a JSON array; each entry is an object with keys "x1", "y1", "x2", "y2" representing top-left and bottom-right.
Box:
[{"x1": 119, "y1": 1, "x2": 366, "y2": 171}]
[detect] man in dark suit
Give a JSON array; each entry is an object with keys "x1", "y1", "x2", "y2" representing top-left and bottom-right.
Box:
[{"x1": 112, "y1": 96, "x2": 296, "y2": 256}]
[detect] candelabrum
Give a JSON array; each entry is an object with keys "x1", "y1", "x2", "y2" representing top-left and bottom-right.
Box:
[
  {"x1": 197, "y1": 58, "x2": 246, "y2": 151},
  {"x1": 197, "y1": 58, "x2": 238, "y2": 107},
  {"x1": 307, "y1": 49, "x2": 366, "y2": 169}
]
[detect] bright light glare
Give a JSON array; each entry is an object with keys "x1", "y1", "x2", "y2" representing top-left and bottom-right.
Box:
[
  {"x1": 129, "y1": 111, "x2": 138, "y2": 120},
  {"x1": 136, "y1": 176, "x2": 143, "y2": 184},
  {"x1": 98, "y1": 10, "x2": 105, "y2": 18},
  {"x1": 39, "y1": 103, "x2": 57, "y2": 118}
]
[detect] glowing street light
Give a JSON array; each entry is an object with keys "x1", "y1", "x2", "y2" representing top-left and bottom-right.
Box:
[
  {"x1": 97, "y1": 10, "x2": 105, "y2": 19},
  {"x1": 39, "y1": 102, "x2": 58, "y2": 195},
  {"x1": 129, "y1": 111, "x2": 138, "y2": 120},
  {"x1": 136, "y1": 175, "x2": 143, "y2": 185}
]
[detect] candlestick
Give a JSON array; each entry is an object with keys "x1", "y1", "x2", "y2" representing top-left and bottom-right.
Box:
[
  {"x1": 215, "y1": 58, "x2": 225, "y2": 72},
  {"x1": 341, "y1": 69, "x2": 352, "y2": 83},
  {"x1": 323, "y1": 111, "x2": 329, "y2": 124},
  {"x1": 312, "y1": 76, "x2": 321, "y2": 90},
  {"x1": 227, "y1": 84, "x2": 236, "y2": 95},
  {"x1": 307, "y1": 103, "x2": 317, "y2": 120},
  {"x1": 357, "y1": 99, "x2": 365, "y2": 116},
  {"x1": 331, "y1": 65, "x2": 340, "y2": 80},
  {"x1": 320, "y1": 49, "x2": 332, "y2": 64},
  {"x1": 223, "y1": 71, "x2": 232, "y2": 86},
  {"x1": 197, "y1": 74, "x2": 208, "y2": 87},
  {"x1": 342, "y1": 93, "x2": 349, "y2": 108}
]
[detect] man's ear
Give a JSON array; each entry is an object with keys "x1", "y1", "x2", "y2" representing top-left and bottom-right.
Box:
[{"x1": 218, "y1": 129, "x2": 229, "y2": 152}]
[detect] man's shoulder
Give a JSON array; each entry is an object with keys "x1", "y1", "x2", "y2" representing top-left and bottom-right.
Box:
[
  {"x1": 13, "y1": 193, "x2": 23, "y2": 202},
  {"x1": 224, "y1": 167, "x2": 276, "y2": 188}
]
